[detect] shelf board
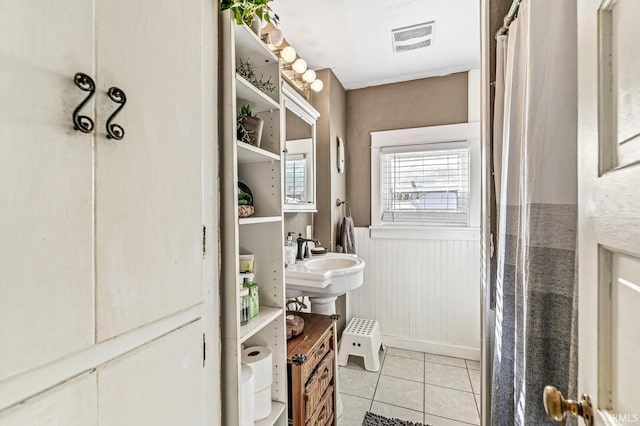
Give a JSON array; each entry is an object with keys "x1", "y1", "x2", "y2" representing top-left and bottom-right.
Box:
[
  {"x1": 237, "y1": 141, "x2": 280, "y2": 164},
  {"x1": 234, "y1": 23, "x2": 279, "y2": 65},
  {"x1": 239, "y1": 216, "x2": 282, "y2": 225},
  {"x1": 240, "y1": 306, "x2": 283, "y2": 343},
  {"x1": 255, "y1": 401, "x2": 286, "y2": 426},
  {"x1": 236, "y1": 74, "x2": 280, "y2": 113}
]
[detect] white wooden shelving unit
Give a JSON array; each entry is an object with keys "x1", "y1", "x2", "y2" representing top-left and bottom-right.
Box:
[{"x1": 220, "y1": 10, "x2": 287, "y2": 426}]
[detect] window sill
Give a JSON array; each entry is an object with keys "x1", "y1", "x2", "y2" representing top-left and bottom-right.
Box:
[{"x1": 368, "y1": 225, "x2": 481, "y2": 241}]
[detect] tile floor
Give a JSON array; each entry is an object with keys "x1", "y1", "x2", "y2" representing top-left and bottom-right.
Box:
[{"x1": 338, "y1": 347, "x2": 481, "y2": 426}]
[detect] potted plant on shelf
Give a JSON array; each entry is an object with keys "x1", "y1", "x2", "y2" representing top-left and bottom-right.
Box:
[
  {"x1": 237, "y1": 104, "x2": 264, "y2": 147},
  {"x1": 237, "y1": 59, "x2": 276, "y2": 95},
  {"x1": 220, "y1": 0, "x2": 278, "y2": 34}
]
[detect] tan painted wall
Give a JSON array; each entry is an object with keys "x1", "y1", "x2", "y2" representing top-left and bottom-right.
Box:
[{"x1": 345, "y1": 73, "x2": 469, "y2": 226}]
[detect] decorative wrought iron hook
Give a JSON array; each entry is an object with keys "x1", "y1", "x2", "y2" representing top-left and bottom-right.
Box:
[
  {"x1": 106, "y1": 86, "x2": 126, "y2": 140},
  {"x1": 72, "y1": 73, "x2": 95, "y2": 133}
]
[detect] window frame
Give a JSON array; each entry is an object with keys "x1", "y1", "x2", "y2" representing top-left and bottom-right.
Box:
[{"x1": 371, "y1": 122, "x2": 481, "y2": 236}]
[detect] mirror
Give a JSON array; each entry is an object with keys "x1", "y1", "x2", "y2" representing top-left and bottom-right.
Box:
[{"x1": 283, "y1": 83, "x2": 320, "y2": 212}]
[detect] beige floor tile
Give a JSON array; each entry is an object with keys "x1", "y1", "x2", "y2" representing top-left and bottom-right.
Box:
[
  {"x1": 465, "y1": 359, "x2": 481, "y2": 370},
  {"x1": 424, "y1": 384, "x2": 479, "y2": 425},
  {"x1": 338, "y1": 393, "x2": 371, "y2": 426},
  {"x1": 468, "y1": 369, "x2": 480, "y2": 394},
  {"x1": 341, "y1": 348, "x2": 386, "y2": 372},
  {"x1": 473, "y1": 393, "x2": 481, "y2": 416},
  {"x1": 382, "y1": 354, "x2": 424, "y2": 382},
  {"x1": 370, "y1": 401, "x2": 423, "y2": 423},
  {"x1": 424, "y1": 362, "x2": 473, "y2": 392},
  {"x1": 374, "y1": 375, "x2": 424, "y2": 412},
  {"x1": 339, "y1": 366, "x2": 380, "y2": 399},
  {"x1": 386, "y1": 347, "x2": 424, "y2": 361},
  {"x1": 423, "y1": 353, "x2": 466, "y2": 368},
  {"x1": 423, "y1": 413, "x2": 478, "y2": 426}
]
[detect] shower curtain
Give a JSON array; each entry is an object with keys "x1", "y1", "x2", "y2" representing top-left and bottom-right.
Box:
[{"x1": 491, "y1": 0, "x2": 578, "y2": 424}]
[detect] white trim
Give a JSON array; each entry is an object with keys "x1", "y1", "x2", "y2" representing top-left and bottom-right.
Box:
[
  {"x1": 369, "y1": 225, "x2": 481, "y2": 241},
  {"x1": 371, "y1": 122, "x2": 481, "y2": 229},
  {"x1": 371, "y1": 122, "x2": 480, "y2": 148},
  {"x1": 282, "y1": 82, "x2": 320, "y2": 120},
  {"x1": 0, "y1": 305, "x2": 202, "y2": 411},
  {"x1": 383, "y1": 335, "x2": 480, "y2": 361},
  {"x1": 468, "y1": 69, "x2": 481, "y2": 122}
]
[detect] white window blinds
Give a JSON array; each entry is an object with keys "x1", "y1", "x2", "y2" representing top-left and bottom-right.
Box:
[
  {"x1": 381, "y1": 143, "x2": 469, "y2": 226},
  {"x1": 285, "y1": 154, "x2": 306, "y2": 202}
]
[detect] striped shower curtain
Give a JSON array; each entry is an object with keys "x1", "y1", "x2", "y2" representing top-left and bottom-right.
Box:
[{"x1": 491, "y1": 0, "x2": 579, "y2": 424}]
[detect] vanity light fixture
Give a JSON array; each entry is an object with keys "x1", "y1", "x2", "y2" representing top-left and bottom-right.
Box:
[
  {"x1": 292, "y1": 58, "x2": 307, "y2": 74},
  {"x1": 310, "y1": 79, "x2": 323, "y2": 92},
  {"x1": 302, "y1": 69, "x2": 316, "y2": 83},
  {"x1": 267, "y1": 27, "x2": 284, "y2": 47},
  {"x1": 267, "y1": 29, "x2": 323, "y2": 97},
  {"x1": 281, "y1": 45, "x2": 297, "y2": 63}
]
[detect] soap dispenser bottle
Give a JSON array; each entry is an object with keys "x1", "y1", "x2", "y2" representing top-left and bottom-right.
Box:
[{"x1": 285, "y1": 232, "x2": 296, "y2": 267}]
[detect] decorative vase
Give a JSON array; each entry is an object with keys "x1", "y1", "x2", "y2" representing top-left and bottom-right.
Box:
[
  {"x1": 249, "y1": 15, "x2": 261, "y2": 35},
  {"x1": 241, "y1": 116, "x2": 264, "y2": 147}
]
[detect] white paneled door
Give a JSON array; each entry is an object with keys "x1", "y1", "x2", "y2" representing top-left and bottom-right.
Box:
[
  {"x1": 0, "y1": 0, "x2": 217, "y2": 423},
  {"x1": 94, "y1": 0, "x2": 205, "y2": 341},
  {"x1": 0, "y1": 0, "x2": 95, "y2": 382},
  {"x1": 547, "y1": 0, "x2": 640, "y2": 424}
]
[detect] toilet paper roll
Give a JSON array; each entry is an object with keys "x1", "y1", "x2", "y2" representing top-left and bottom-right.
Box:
[
  {"x1": 253, "y1": 386, "x2": 272, "y2": 421},
  {"x1": 241, "y1": 346, "x2": 273, "y2": 391},
  {"x1": 240, "y1": 365, "x2": 254, "y2": 426}
]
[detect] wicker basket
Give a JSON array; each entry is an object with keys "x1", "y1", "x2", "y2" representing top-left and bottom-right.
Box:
[
  {"x1": 238, "y1": 205, "x2": 254, "y2": 218},
  {"x1": 304, "y1": 350, "x2": 334, "y2": 419}
]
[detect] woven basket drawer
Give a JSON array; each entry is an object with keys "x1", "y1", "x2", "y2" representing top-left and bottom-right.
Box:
[
  {"x1": 304, "y1": 350, "x2": 334, "y2": 420},
  {"x1": 305, "y1": 384, "x2": 334, "y2": 426},
  {"x1": 302, "y1": 329, "x2": 332, "y2": 381}
]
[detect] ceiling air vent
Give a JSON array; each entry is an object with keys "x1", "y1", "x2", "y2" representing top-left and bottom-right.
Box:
[{"x1": 391, "y1": 21, "x2": 435, "y2": 53}]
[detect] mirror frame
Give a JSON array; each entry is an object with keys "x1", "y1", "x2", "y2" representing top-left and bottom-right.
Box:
[{"x1": 282, "y1": 82, "x2": 320, "y2": 212}]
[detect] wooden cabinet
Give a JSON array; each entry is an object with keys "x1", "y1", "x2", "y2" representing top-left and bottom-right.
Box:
[
  {"x1": 0, "y1": 1, "x2": 218, "y2": 423},
  {"x1": 287, "y1": 313, "x2": 337, "y2": 426},
  {"x1": 219, "y1": 10, "x2": 288, "y2": 426}
]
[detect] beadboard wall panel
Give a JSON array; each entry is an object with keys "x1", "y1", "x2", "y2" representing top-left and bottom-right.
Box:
[{"x1": 349, "y1": 227, "x2": 481, "y2": 360}]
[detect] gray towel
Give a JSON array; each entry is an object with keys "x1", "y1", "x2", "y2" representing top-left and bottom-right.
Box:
[{"x1": 340, "y1": 216, "x2": 356, "y2": 254}]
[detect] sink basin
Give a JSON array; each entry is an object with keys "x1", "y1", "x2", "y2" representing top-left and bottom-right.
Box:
[{"x1": 285, "y1": 253, "x2": 365, "y2": 299}]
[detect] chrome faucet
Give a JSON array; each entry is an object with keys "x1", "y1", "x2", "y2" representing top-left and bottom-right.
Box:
[{"x1": 296, "y1": 234, "x2": 320, "y2": 261}]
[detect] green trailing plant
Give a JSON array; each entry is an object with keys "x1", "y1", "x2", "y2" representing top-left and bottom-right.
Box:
[
  {"x1": 237, "y1": 59, "x2": 276, "y2": 94},
  {"x1": 220, "y1": 0, "x2": 278, "y2": 27},
  {"x1": 237, "y1": 104, "x2": 257, "y2": 144}
]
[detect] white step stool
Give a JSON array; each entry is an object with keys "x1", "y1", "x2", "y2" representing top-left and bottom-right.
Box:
[{"x1": 338, "y1": 318, "x2": 383, "y2": 372}]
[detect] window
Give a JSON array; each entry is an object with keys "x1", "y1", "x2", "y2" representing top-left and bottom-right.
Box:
[
  {"x1": 371, "y1": 123, "x2": 480, "y2": 230},
  {"x1": 285, "y1": 154, "x2": 306, "y2": 202},
  {"x1": 381, "y1": 144, "x2": 469, "y2": 226}
]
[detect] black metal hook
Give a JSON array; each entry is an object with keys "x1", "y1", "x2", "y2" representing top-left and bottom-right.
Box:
[
  {"x1": 106, "y1": 86, "x2": 126, "y2": 140},
  {"x1": 72, "y1": 73, "x2": 95, "y2": 133}
]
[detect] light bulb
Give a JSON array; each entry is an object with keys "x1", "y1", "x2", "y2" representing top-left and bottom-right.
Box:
[
  {"x1": 311, "y1": 79, "x2": 324, "y2": 92},
  {"x1": 292, "y1": 58, "x2": 307, "y2": 74},
  {"x1": 302, "y1": 69, "x2": 316, "y2": 83},
  {"x1": 268, "y1": 28, "x2": 284, "y2": 47},
  {"x1": 281, "y1": 46, "x2": 296, "y2": 63}
]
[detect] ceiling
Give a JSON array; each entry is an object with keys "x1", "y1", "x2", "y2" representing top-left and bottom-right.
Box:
[{"x1": 271, "y1": 0, "x2": 481, "y2": 90}]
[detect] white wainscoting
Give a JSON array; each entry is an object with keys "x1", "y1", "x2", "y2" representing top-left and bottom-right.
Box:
[{"x1": 349, "y1": 227, "x2": 481, "y2": 360}]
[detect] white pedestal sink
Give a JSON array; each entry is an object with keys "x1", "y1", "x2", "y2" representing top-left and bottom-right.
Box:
[
  {"x1": 285, "y1": 252, "x2": 365, "y2": 419},
  {"x1": 285, "y1": 253, "x2": 365, "y2": 314}
]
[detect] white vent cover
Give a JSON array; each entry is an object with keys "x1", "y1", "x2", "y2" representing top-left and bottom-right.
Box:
[{"x1": 391, "y1": 21, "x2": 435, "y2": 53}]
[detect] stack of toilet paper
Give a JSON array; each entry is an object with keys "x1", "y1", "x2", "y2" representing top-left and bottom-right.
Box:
[{"x1": 242, "y1": 346, "x2": 273, "y2": 421}]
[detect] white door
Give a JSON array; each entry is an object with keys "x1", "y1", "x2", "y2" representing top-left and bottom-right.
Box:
[
  {"x1": 570, "y1": 0, "x2": 640, "y2": 424},
  {"x1": 94, "y1": 0, "x2": 205, "y2": 341},
  {"x1": 0, "y1": 1, "x2": 218, "y2": 423},
  {"x1": 0, "y1": 0, "x2": 94, "y2": 381}
]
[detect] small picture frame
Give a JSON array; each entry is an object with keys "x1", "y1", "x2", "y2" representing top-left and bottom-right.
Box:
[{"x1": 337, "y1": 137, "x2": 345, "y2": 173}]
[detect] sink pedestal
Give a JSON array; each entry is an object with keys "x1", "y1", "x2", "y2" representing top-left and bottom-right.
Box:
[{"x1": 308, "y1": 296, "x2": 338, "y2": 315}]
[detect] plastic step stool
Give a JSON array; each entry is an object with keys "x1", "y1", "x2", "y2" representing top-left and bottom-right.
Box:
[{"x1": 338, "y1": 318, "x2": 382, "y2": 372}]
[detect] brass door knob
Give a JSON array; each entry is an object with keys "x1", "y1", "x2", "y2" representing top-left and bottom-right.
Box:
[{"x1": 543, "y1": 386, "x2": 594, "y2": 426}]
